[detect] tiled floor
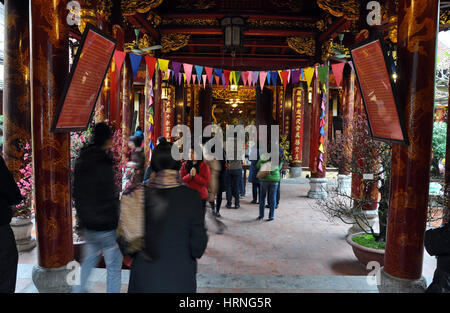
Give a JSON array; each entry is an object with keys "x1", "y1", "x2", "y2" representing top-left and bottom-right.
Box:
[{"x1": 16, "y1": 179, "x2": 437, "y2": 293}]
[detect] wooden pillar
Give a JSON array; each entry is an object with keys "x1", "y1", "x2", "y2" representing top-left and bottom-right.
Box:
[
  {"x1": 175, "y1": 83, "x2": 185, "y2": 126},
  {"x1": 302, "y1": 90, "x2": 311, "y2": 168},
  {"x1": 162, "y1": 86, "x2": 175, "y2": 140},
  {"x1": 110, "y1": 25, "x2": 124, "y2": 129},
  {"x1": 291, "y1": 84, "x2": 306, "y2": 165},
  {"x1": 121, "y1": 57, "x2": 133, "y2": 158},
  {"x1": 284, "y1": 84, "x2": 293, "y2": 139},
  {"x1": 30, "y1": 0, "x2": 73, "y2": 277},
  {"x1": 382, "y1": 0, "x2": 439, "y2": 287},
  {"x1": 256, "y1": 86, "x2": 273, "y2": 145},
  {"x1": 3, "y1": 0, "x2": 31, "y2": 181},
  {"x1": 341, "y1": 65, "x2": 355, "y2": 175}
]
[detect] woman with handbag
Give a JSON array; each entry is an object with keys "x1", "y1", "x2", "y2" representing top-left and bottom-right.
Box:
[{"x1": 127, "y1": 142, "x2": 208, "y2": 293}]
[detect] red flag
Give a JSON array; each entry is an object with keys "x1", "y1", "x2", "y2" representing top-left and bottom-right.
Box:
[
  {"x1": 205, "y1": 67, "x2": 213, "y2": 84},
  {"x1": 242, "y1": 71, "x2": 249, "y2": 86},
  {"x1": 281, "y1": 71, "x2": 290, "y2": 90},
  {"x1": 331, "y1": 63, "x2": 346, "y2": 87},
  {"x1": 214, "y1": 75, "x2": 220, "y2": 86},
  {"x1": 223, "y1": 70, "x2": 231, "y2": 86},
  {"x1": 144, "y1": 56, "x2": 157, "y2": 81}
]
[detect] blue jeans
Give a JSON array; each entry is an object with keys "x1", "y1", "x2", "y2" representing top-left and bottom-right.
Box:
[
  {"x1": 259, "y1": 181, "x2": 279, "y2": 219},
  {"x1": 73, "y1": 229, "x2": 123, "y2": 293},
  {"x1": 226, "y1": 169, "x2": 242, "y2": 207}
]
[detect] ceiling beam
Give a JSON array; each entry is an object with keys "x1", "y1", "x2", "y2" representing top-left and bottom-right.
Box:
[
  {"x1": 165, "y1": 56, "x2": 311, "y2": 70},
  {"x1": 187, "y1": 39, "x2": 289, "y2": 49},
  {"x1": 160, "y1": 27, "x2": 316, "y2": 37},
  {"x1": 128, "y1": 13, "x2": 160, "y2": 41},
  {"x1": 160, "y1": 13, "x2": 317, "y2": 22}
]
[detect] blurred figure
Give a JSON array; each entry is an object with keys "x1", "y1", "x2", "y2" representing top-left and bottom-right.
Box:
[
  {"x1": 0, "y1": 155, "x2": 22, "y2": 293},
  {"x1": 128, "y1": 142, "x2": 208, "y2": 293},
  {"x1": 248, "y1": 141, "x2": 260, "y2": 204},
  {"x1": 215, "y1": 146, "x2": 227, "y2": 217},
  {"x1": 73, "y1": 122, "x2": 123, "y2": 293},
  {"x1": 425, "y1": 221, "x2": 450, "y2": 293},
  {"x1": 225, "y1": 136, "x2": 243, "y2": 209},
  {"x1": 124, "y1": 136, "x2": 145, "y2": 188},
  {"x1": 143, "y1": 136, "x2": 167, "y2": 184},
  {"x1": 180, "y1": 144, "x2": 210, "y2": 211},
  {"x1": 202, "y1": 140, "x2": 227, "y2": 234},
  {"x1": 134, "y1": 126, "x2": 144, "y2": 147}
]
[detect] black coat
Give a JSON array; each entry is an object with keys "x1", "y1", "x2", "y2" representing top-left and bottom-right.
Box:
[
  {"x1": 0, "y1": 156, "x2": 22, "y2": 226},
  {"x1": 425, "y1": 222, "x2": 450, "y2": 293},
  {"x1": 73, "y1": 145, "x2": 120, "y2": 231},
  {"x1": 128, "y1": 185, "x2": 208, "y2": 293}
]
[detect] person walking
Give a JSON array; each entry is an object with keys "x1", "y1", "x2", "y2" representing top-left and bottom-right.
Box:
[
  {"x1": 225, "y1": 137, "x2": 243, "y2": 209},
  {"x1": 248, "y1": 142, "x2": 260, "y2": 204},
  {"x1": 215, "y1": 147, "x2": 227, "y2": 217},
  {"x1": 256, "y1": 151, "x2": 283, "y2": 221},
  {"x1": 143, "y1": 136, "x2": 167, "y2": 184},
  {"x1": 180, "y1": 144, "x2": 211, "y2": 211},
  {"x1": 73, "y1": 123, "x2": 123, "y2": 293},
  {"x1": 0, "y1": 155, "x2": 22, "y2": 293},
  {"x1": 128, "y1": 142, "x2": 208, "y2": 293},
  {"x1": 124, "y1": 135, "x2": 145, "y2": 188}
]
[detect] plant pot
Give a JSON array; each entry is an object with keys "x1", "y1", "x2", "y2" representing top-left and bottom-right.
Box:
[
  {"x1": 346, "y1": 232, "x2": 385, "y2": 267},
  {"x1": 10, "y1": 216, "x2": 36, "y2": 252}
]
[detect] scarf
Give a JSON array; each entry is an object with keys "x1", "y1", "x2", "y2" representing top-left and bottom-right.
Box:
[{"x1": 148, "y1": 169, "x2": 183, "y2": 189}]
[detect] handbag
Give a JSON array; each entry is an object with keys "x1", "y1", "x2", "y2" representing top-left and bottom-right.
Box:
[
  {"x1": 116, "y1": 184, "x2": 145, "y2": 257},
  {"x1": 256, "y1": 161, "x2": 272, "y2": 179}
]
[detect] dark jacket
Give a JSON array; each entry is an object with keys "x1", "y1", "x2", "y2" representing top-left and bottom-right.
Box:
[
  {"x1": 73, "y1": 145, "x2": 120, "y2": 231},
  {"x1": 0, "y1": 156, "x2": 22, "y2": 226},
  {"x1": 180, "y1": 161, "x2": 210, "y2": 200},
  {"x1": 129, "y1": 147, "x2": 145, "y2": 184},
  {"x1": 425, "y1": 222, "x2": 450, "y2": 293},
  {"x1": 128, "y1": 185, "x2": 208, "y2": 293}
]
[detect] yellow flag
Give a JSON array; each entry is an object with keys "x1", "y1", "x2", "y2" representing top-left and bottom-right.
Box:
[
  {"x1": 149, "y1": 114, "x2": 153, "y2": 124},
  {"x1": 318, "y1": 143, "x2": 324, "y2": 153},
  {"x1": 158, "y1": 59, "x2": 170, "y2": 72},
  {"x1": 304, "y1": 67, "x2": 315, "y2": 88}
]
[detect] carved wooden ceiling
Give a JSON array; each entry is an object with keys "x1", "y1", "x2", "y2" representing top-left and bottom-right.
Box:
[{"x1": 66, "y1": 0, "x2": 450, "y2": 70}]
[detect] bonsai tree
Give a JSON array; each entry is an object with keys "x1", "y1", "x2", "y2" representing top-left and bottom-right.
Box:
[
  {"x1": 315, "y1": 112, "x2": 391, "y2": 247},
  {"x1": 279, "y1": 134, "x2": 293, "y2": 165}
]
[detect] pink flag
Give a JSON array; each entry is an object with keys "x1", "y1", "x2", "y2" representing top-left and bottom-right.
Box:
[
  {"x1": 259, "y1": 71, "x2": 267, "y2": 91},
  {"x1": 183, "y1": 63, "x2": 193, "y2": 85},
  {"x1": 178, "y1": 72, "x2": 183, "y2": 85},
  {"x1": 318, "y1": 162, "x2": 323, "y2": 172},
  {"x1": 331, "y1": 63, "x2": 346, "y2": 87},
  {"x1": 348, "y1": 61, "x2": 354, "y2": 72},
  {"x1": 247, "y1": 71, "x2": 253, "y2": 86},
  {"x1": 202, "y1": 74, "x2": 207, "y2": 89},
  {"x1": 192, "y1": 75, "x2": 197, "y2": 85}
]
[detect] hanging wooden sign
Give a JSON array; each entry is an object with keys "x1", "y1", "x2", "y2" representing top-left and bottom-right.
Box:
[
  {"x1": 52, "y1": 23, "x2": 117, "y2": 132},
  {"x1": 350, "y1": 36, "x2": 408, "y2": 145}
]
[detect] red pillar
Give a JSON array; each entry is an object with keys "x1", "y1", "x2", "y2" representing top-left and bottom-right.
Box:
[
  {"x1": 30, "y1": 0, "x2": 73, "y2": 292},
  {"x1": 381, "y1": 0, "x2": 439, "y2": 291}
]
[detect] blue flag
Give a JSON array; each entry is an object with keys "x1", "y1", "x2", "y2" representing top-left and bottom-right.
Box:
[{"x1": 129, "y1": 53, "x2": 143, "y2": 81}]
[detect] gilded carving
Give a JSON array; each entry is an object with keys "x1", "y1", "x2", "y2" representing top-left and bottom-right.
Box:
[
  {"x1": 161, "y1": 34, "x2": 190, "y2": 53},
  {"x1": 316, "y1": 16, "x2": 334, "y2": 31},
  {"x1": 270, "y1": 0, "x2": 302, "y2": 12},
  {"x1": 321, "y1": 38, "x2": 335, "y2": 62},
  {"x1": 78, "y1": 8, "x2": 97, "y2": 34},
  {"x1": 316, "y1": 0, "x2": 359, "y2": 21},
  {"x1": 440, "y1": 9, "x2": 450, "y2": 26},
  {"x1": 121, "y1": 0, "x2": 164, "y2": 16},
  {"x1": 124, "y1": 33, "x2": 156, "y2": 56},
  {"x1": 287, "y1": 37, "x2": 316, "y2": 56},
  {"x1": 389, "y1": 15, "x2": 398, "y2": 44},
  {"x1": 96, "y1": 0, "x2": 113, "y2": 21},
  {"x1": 176, "y1": 0, "x2": 216, "y2": 10},
  {"x1": 212, "y1": 87, "x2": 256, "y2": 101},
  {"x1": 248, "y1": 19, "x2": 316, "y2": 30},
  {"x1": 161, "y1": 18, "x2": 219, "y2": 27},
  {"x1": 398, "y1": 2, "x2": 436, "y2": 56},
  {"x1": 147, "y1": 11, "x2": 162, "y2": 28}
]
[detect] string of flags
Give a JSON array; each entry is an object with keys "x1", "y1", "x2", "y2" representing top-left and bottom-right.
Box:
[{"x1": 110, "y1": 50, "x2": 348, "y2": 93}]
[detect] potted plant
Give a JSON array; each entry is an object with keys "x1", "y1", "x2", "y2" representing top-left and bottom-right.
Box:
[
  {"x1": 10, "y1": 142, "x2": 36, "y2": 252},
  {"x1": 314, "y1": 113, "x2": 391, "y2": 266},
  {"x1": 279, "y1": 134, "x2": 296, "y2": 177}
]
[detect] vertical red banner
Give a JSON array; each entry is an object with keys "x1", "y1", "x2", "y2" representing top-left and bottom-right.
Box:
[
  {"x1": 163, "y1": 86, "x2": 175, "y2": 140},
  {"x1": 291, "y1": 87, "x2": 305, "y2": 163}
]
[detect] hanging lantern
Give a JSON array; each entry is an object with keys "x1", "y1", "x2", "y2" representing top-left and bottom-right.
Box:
[{"x1": 220, "y1": 16, "x2": 245, "y2": 51}]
